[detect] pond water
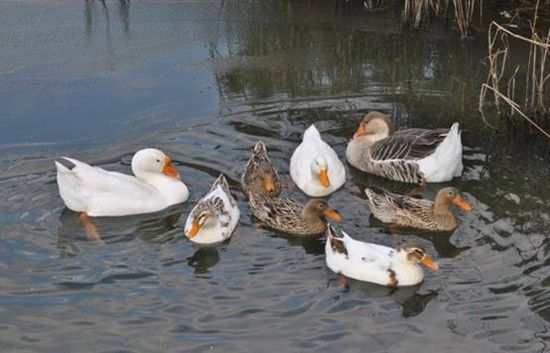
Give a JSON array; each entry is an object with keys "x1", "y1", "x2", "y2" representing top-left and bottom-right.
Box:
[{"x1": 0, "y1": 1, "x2": 549, "y2": 352}]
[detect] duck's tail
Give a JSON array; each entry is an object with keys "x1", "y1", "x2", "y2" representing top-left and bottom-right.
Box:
[
  {"x1": 326, "y1": 223, "x2": 348, "y2": 256},
  {"x1": 211, "y1": 173, "x2": 230, "y2": 193}
]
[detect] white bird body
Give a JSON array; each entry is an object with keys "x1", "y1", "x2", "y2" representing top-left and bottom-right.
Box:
[
  {"x1": 290, "y1": 125, "x2": 346, "y2": 197},
  {"x1": 325, "y1": 225, "x2": 437, "y2": 287},
  {"x1": 55, "y1": 149, "x2": 189, "y2": 217},
  {"x1": 184, "y1": 174, "x2": 240, "y2": 245},
  {"x1": 417, "y1": 123, "x2": 463, "y2": 182}
]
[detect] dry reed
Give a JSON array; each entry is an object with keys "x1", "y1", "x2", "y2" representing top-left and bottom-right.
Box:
[{"x1": 478, "y1": 1, "x2": 550, "y2": 138}]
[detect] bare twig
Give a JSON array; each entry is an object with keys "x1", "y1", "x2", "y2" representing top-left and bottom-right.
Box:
[{"x1": 481, "y1": 84, "x2": 550, "y2": 138}]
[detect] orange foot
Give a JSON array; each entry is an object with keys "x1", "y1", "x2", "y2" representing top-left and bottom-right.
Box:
[{"x1": 80, "y1": 212, "x2": 101, "y2": 242}]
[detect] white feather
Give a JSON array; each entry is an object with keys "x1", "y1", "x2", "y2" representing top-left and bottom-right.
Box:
[
  {"x1": 325, "y1": 229, "x2": 426, "y2": 287},
  {"x1": 417, "y1": 123, "x2": 463, "y2": 182},
  {"x1": 55, "y1": 151, "x2": 189, "y2": 217},
  {"x1": 184, "y1": 183, "x2": 240, "y2": 245},
  {"x1": 290, "y1": 124, "x2": 346, "y2": 197}
]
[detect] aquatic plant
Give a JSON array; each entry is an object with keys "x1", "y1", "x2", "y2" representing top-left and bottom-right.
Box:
[
  {"x1": 478, "y1": 0, "x2": 550, "y2": 138},
  {"x1": 403, "y1": 0, "x2": 482, "y2": 38}
]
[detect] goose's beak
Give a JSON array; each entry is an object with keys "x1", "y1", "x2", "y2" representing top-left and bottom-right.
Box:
[
  {"x1": 263, "y1": 175, "x2": 275, "y2": 193},
  {"x1": 319, "y1": 169, "x2": 330, "y2": 187},
  {"x1": 421, "y1": 255, "x2": 439, "y2": 271},
  {"x1": 324, "y1": 208, "x2": 342, "y2": 221},
  {"x1": 163, "y1": 155, "x2": 181, "y2": 180},
  {"x1": 186, "y1": 220, "x2": 201, "y2": 238},
  {"x1": 353, "y1": 124, "x2": 366, "y2": 138},
  {"x1": 453, "y1": 195, "x2": 472, "y2": 211}
]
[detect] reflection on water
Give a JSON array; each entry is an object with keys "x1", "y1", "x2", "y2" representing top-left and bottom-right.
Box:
[
  {"x1": 0, "y1": 0, "x2": 549, "y2": 352},
  {"x1": 187, "y1": 248, "x2": 220, "y2": 275}
]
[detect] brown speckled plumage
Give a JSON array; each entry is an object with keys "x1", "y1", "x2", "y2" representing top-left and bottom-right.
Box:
[
  {"x1": 241, "y1": 141, "x2": 281, "y2": 197},
  {"x1": 365, "y1": 187, "x2": 467, "y2": 231},
  {"x1": 249, "y1": 195, "x2": 334, "y2": 236}
]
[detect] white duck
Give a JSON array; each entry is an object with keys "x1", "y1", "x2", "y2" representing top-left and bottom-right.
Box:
[
  {"x1": 325, "y1": 224, "x2": 438, "y2": 287},
  {"x1": 55, "y1": 148, "x2": 188, "y2": 218},
  {"x1": 290, "y1": 124, "x2": 346, "y2": 197},
  {"x1": 184, "y1": 174, "x2": 240, "y2": 245}
]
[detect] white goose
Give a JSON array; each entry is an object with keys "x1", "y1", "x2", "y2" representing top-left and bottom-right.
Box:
[
  {"x1": 55, "y1": 148, "x2": 189, "y2": 217},
  {"x1": 184, "y1": 174, "x2": 240, "y2": 245},
  {"x1": 290, "y1": 124, "x2": 346, "y2": 197},
  {"x1": 325, "y1": 224, "x2": 438, "y2": 287}
]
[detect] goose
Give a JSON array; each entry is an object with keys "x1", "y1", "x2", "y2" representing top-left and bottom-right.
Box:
[{"x1": 346, "y1": 111, "x2": 463, "y2": 184}]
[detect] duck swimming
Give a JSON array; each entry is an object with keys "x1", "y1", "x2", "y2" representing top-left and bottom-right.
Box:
[
  {"x1": 290, "y1": 124, "x2": 346, "y2": 197},
  {"x1": 364, "y1": 186, "x2": 472, "y2": 231},
  {"x1": 241, "y1": 141, "x2": 281, "y2": 197},
  {"x1": 346, "y1": 111, "x2": 463, "y2": 184},
  {"x1": 249, "y1": 194, "x2": 342, "y2": 236},
  {"x1": 185, "y1": 174, "x2": 240, "y2": 244},
  {"x1": 55, "y1": 148, "x2": 188, "y2": 217},
  {"x1": 325, "y1": 224, "x2": 439, "y2": 287}
]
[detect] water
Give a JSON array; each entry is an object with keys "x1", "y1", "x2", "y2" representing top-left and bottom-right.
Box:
[{"x1": 1, "y1": 1, "x2": 549, "y2": 352}]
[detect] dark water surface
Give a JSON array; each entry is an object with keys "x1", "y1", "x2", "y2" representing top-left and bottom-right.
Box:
[{"x1": 1, "y1": 1, "x2": 549, "y2": 352}]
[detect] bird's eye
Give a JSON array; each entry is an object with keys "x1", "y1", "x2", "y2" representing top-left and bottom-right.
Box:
[{"x1": 156, "y1": 159, "x2": 161, "y2": 163}]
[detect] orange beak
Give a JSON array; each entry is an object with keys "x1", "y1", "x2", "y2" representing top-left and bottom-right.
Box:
[
  {"x1": 421, "y1": 255, "x2": 439, "y2": 271},
  {"x1": 353, "y1": 124, "x2": 366, "y2": 139},
  {"x1": 319, "y1": 169, "x2": 330, "y2": 187},
  {"x1": 263, "y1": 175, "x2": 275, "y2": 193},
  {"x1": 162, "y1": 155, "x2": 181, "y2": 180},
  {"x1": 453, "y1": 195, "x2": 472, "y2": 211},
  {"x1": 186, "y1": 220, "x2": 201, "y2": 238},
  {"x1": 324, "y1": 208, "x2": 342, "y2": 221}
]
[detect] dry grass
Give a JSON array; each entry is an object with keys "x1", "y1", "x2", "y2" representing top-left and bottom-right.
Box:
[
  {"x1": 403, "y1": 0, "x2": 482, "y2": 38},
  {"x1": 478, "y1": 1, "x2": 550, "y2": 138}
]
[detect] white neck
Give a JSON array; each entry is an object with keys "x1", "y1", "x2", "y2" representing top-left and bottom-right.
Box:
[
  {"x1": 391, "y1": 261, "x2": 424, "y2": 286},
  {"x1": 136, "y1": 171, "x2": 188, "y2": 204}
]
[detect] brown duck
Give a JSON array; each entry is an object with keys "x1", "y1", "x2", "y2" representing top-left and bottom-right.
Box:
[
  {"x1": 249, "y1": 194, "x2": 342, "y2": 236},
  {"x1": 365, "y1": 186, "x2": 472, "y2": 231},
  {"x1": 241, "y1": 141, "x2": 281, "y2": 197}
]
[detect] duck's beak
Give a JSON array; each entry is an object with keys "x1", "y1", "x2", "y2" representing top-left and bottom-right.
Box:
[
  {"x1": 263, "y1": 175, "x2": 275, "y2": 193},
  {"x1": 319, "y1": 168, "x2": 331, "y2": 187},
  {"x1": 163, "y1": 155, "x2": 181, "y2": 180},
  {"x1": 453, "y1": 194, "x2": 472, "y2": 211},
  {"x1": 324, "y1": 208, "x2": 342, "y2": 221},
  {"x1": 421, "y1": 255, "x2": 439, "y2": 271},
  {"x1": 353, "y1": 124, "x2": 366, "y2": 139},
  {"x1": 186, "y1": 220, "x2": 201, "y2": 238}
]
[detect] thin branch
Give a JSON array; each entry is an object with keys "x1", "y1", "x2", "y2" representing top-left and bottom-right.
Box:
[{"x1": 481, "y1": 84, "x2": 550, "y2": 138}]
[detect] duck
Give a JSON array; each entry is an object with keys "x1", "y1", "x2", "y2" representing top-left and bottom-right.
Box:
[
  {"x1": 364, "y1": 186, "x2": 472, "y2": 231},
  {"x1": 184, "y1": 174, "x2": 240, "y2": 244},
  {"x1": 241, "y1": 140, "x2": 281, "y2": 197},
  {"x1": 55, "y1": 148, "x2": 189, "y2": 218},
  {"x1": 346, "y1": 111, "x2": 463, "y2": 184},
  {"x1": 325, "y1": 224, "x2": 439, "y2": 287},
  {"x1": 290, "y1": 124, "x2": 346, "y2": 197},
  {"x1": 249, "y1": 194, "x2": 342, "y2": 236}
]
